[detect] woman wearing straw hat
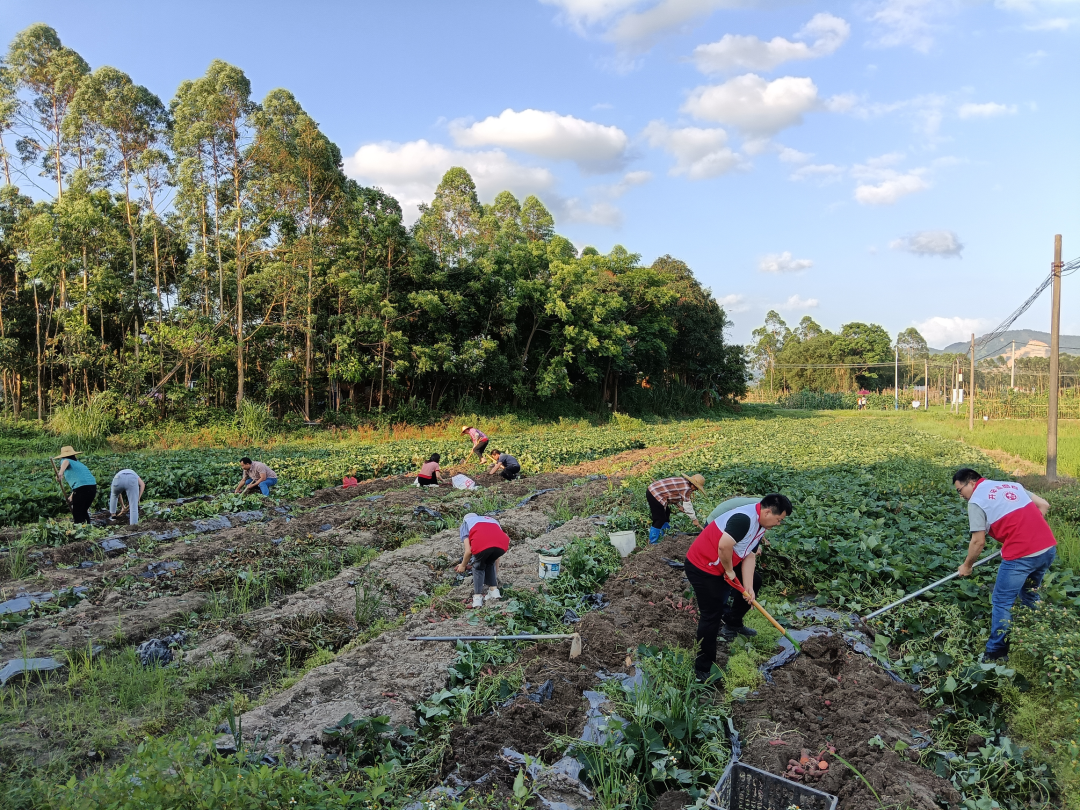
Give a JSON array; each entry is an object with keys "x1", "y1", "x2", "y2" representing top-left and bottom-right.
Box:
[
  {"x1": 53, "y1": 446, "x2": 98, "y2": 524},
  {"x1": 645, "y1": 474, "x2": 705, "y2": 544}
]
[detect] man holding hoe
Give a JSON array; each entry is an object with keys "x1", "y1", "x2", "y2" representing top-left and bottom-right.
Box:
[
  {"x1": 234, "y1": 457, "x2": 278, "y2": 496},
  {"x1": 953, "y1": 468, "x2": 1057, "y2": 662},
  {"x1": 684, "y1": 493, "x2": 793, "y2": 681}
]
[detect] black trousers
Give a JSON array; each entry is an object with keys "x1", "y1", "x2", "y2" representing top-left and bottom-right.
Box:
[
  {"x1": 499, "y1": 465, "x2": 520, "y2": 481},
  {"x1": 472, "y1": 546, "x2": 504, "y2": 593},
  {"x1": 416, "y1": 475, "x2": 439, "y2": 487},
  {"x1": 685, "y1": 558, "x2": 763, "y2": 675},
  {"x1": 473, "y1": 439, "x2": 489, "y2": 457},
  {"x1": 646, "y1": 490, "x2": 670, "y2": 529},
  {"x1": 70, "y1": 484, "x2": 97, "y2": 525}
]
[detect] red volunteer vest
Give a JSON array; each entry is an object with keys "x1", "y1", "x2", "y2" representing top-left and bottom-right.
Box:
[
  {"x1": 469, "y1": 522, "x2": 510, "y2": 555},
  {"x1": 686, "y1": 502, "x2": 765, "y2": 575},
  {"x1": 969, "y1": 478, "x2": 1055, "y2": 561}
]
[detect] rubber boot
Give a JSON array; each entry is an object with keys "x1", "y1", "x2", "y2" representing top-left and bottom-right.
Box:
[
  {"x1": 484, "y1": 587, "x2": 501, "y2": 603},
  {"x1": 648, "y1": 527, "x2": 662, "y2": 545},
  {"x1": 471, "y1": 594, "x2": 484, "y2": 608}
]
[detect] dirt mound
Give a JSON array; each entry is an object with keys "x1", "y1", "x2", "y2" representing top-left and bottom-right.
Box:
[
  {"x1": 733, "y1": 634, "x2": 961, "y2": 810},
  {"x1": 447, "y1": 649, "x2": 596, "y2": 782}
]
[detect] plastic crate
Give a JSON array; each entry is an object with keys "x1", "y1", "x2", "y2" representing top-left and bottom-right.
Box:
[{"x1": 707, "y1": 761, "x2": 838, "y2": 810}]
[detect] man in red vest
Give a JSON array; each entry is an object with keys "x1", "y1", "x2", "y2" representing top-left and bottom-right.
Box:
[
  {"x1": 953, "y1": 468, "x2": 1057, "y2": 662},
  {"x1": 685, "y1": 493, "x2": 793, "y2": 680}
]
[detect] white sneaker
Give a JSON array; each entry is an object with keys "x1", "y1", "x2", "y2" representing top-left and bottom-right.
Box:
[
  {"x1": 471, "y1": 594, "x2": 484, "y2": 608},
  {"x1": 485, "y1": 587, "x2": 501, "y2": 603}
]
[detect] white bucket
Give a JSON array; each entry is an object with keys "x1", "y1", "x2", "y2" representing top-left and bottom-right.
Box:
[
  {"x1": 538, "y1": 554, "x2": 562, "y2": 579},
  {"x1": 608, "y1": 531, "x2": 636, "y2": 558}
]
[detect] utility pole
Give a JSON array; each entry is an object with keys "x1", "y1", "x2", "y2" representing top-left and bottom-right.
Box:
[
  {"x1": 894, "y1": 341, "x2": 899, "y2": 410},
  {"x1": 924, "y1": 358, "x2": 929, "y2": 409},
  {"x1": 1010, "y1": 340, "x2": 1016, "y2": 389},
  {"x1": 969, "y1": 333, "x2": 975, "y2": 430},
  {"x1": 1048, "y1": 234, "x2": 1063, "y2": 481}
]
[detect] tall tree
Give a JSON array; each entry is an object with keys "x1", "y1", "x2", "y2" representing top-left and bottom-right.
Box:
[{"x1": 6, "y1": 24, "x2": 89, "y2": 198}]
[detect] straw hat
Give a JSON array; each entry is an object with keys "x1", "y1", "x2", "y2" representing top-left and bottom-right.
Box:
[
  {"x1": 682, "y1": 474, "x2": 706, "y2": 493},
  {"x1": 460, "y1": 425, "x2": 470, "y2": 434},
  {"x1": 54, "y1": 445, "x2": 81, "y2": 459}
]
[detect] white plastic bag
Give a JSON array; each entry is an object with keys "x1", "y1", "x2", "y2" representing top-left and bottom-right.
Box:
[{"x1": 452, "y1": 474, "x2": 477, "y2": 490}]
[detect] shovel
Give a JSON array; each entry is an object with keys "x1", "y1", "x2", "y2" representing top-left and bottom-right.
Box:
[
  {"x1": 861, "y1": 550, "x2": 1002, "y2": 624},
  {"x1": 408, "y1": 633, "x2": 582, "y2": 660},
  {"x1": 724, "y1": 576, "x2": 802, "y2": 652}
]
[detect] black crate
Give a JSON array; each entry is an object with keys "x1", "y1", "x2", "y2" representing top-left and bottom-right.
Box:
[{"x1": 707, "y1": 761, "x2": 838, "y2": 810}]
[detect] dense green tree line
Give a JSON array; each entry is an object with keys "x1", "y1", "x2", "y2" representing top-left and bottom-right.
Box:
[{"x1": 0, "y1": 24, "x2": 746, "y2": 423}]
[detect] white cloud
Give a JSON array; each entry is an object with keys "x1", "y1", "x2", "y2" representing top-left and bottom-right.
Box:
[
  {"x1": 450, "y1": 108, "x2": 628, "y2": 172},
  {"x1": 777, "y1": 294, "x2": 819, "y2": 311},
  {"x1": 540, "y1": 0, "x2": 751, "y2": 52},
  {"x1": 854, "y1": 174, "x2": 929, "y2": 205},
  {"x1": 1024, "y1": 17, "x2": 1075, "y2": 30},
  {"x1": 758, "y1": 251, "x2": 814, "y2": 273},
  {"x1": 890, "y1": 230, "x2": 964, "y2": 257},
  {"x1": 957, "y1": 102, "x2": 1018, "y2": 119},
  {"x1": 915, "y1": 316, "x2": 988, "y2": 347},
  {"x1": 851, "y1": 153, "x2": 930, "y2": 205},
  {"x1": 717, "y1": 293, "x2": 750, "y2": 313},
  {"x1": 643, "y1": 121, "x2": 746, "y2": 179},
  {"x1": 592, "y1": 170, "x2": 653, "y2": 198},
  {"x1": 790, "y1": 163, "x2": 845, "y2": 183},
  {"x1": 692, "y1": 13, "x2": 850, "y2": 73},
  {"x1": 777, "y1": 146, "x2": 812, "y2": 163},
  {"x1": 683, "y1": 74, "x2": 820, "y2": 137},
  {"x1": 1020, "y1": 49, "x2": 1048, "y2": 65},
  {"x1": 344, "y1": 139, "x2": 555, "y2": 223},
  {"x1": 553, "y1": 198, "x2": 625, "y2": 226},
  {"x1": 864, "y1": 0, "x2": 960, "y2": 53}
]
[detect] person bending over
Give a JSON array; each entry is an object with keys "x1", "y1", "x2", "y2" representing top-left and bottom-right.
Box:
[
  {"x1": 953, "y1": 467, "x2": 1057, "y2": 662},
  {"x1": 416, "y1": 453, "x2": 442, "y2": 487},
  {"x1": 645, "y1": 474, "x2": 705, "y2": 544},
  {"x1": 54, "y1": 445, "x2": 97, "y2": 525},
  {"x1": 684, "y1": 493, "x2": 793, "y2": 681},
  {"x1": 455, "y1": 513, "x2": 510, "y2": 608},
  {"x1": 109, "y1": 468, "x2": 146, "y2": 525},
  {"x1": 461, "y1": 425, "x2": 489, "y2": 458},
  {"x1": 234, "y1": 457, "x2": 278, "y2": 496},
  {"x1": 488, "y1": 449, "x2": 521, "y2": 481}
]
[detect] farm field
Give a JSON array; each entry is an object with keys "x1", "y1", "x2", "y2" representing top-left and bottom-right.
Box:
[{"x1": 2, "y1": 413, "x2": 1079, "y2": 810}]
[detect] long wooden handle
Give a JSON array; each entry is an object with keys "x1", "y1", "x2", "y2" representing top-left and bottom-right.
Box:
[{"x1": 750, "y1": 598, "x2": 788, "y2": 637}]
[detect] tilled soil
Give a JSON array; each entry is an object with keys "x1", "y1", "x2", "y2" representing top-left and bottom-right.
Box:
[{"x1": 733, "y1": 634, "x2": 961, "y2": 810}]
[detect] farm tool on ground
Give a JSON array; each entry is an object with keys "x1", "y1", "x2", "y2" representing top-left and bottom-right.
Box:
[
  {"x1": 724, "y1": 576, "x2": 802, "y2": 652},
  {"x1": 860, "y1": 550, "x2": 1002, "y2": 626},
  {"x1": 408, "y1": 632, "x2": 582, "y2": 660}
]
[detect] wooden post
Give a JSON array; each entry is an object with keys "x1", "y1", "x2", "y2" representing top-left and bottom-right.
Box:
[
  {"x1": 894, "y1": 342, "x2": 899, "y2": 410},
  {"x1": 969, "y1": 334, "x2": 975, "y2": 430},
  {"x1": 1010, "y1": 340, "x2": 1015, "y2": 389},
  {"x1": 924, "y1": 358, "x2": 929, "y2": 409},
  {"x1": 1048, "y1": 234, "x2": 1063, "y2": 481}
]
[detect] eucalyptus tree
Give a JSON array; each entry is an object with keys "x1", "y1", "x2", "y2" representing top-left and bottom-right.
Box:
[
  {"x1": 5, "y1": 24, "x2": 89, "y2": 197},
  {"x1": 65, "y1": 66, "x2": 169, "y2": 350},
  {"x1": 253, "y1": 89, "x2": 345, "y2": 417}
]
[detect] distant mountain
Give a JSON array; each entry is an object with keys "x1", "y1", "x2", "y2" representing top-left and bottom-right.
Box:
[{"x1": 931, "y1": 329, "x2": 1080, "y2": 359}]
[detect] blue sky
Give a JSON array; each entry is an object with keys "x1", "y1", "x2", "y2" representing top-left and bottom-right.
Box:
[{"x1": 4, "y1": 0, "x2": 1079, "y2": 346}]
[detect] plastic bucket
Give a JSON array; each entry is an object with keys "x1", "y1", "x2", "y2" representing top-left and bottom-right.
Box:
[
  {"x1": 608, "y1": 531, "x2": 636, "y2": 558},
  {"x1": 538, "y1": 554, "x2": 562, "y2": 579}
]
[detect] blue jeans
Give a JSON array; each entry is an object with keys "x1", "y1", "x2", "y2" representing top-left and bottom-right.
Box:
[
  {"x1": 244, "y1": 477, "x2": 277, "y2": 496},
  {"x1": 987, "y1": 546, "x2": 1056, "y2": 656}
]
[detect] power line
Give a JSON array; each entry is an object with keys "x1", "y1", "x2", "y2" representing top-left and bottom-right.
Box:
[{"x1": 975, "y1": 256, "x2": 1080, "y2": 353}]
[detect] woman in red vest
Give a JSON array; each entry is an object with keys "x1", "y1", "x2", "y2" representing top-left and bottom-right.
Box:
[
  {"x1": 953, "y1": 468, "x2": 1057, "y2": 662},
  {"x1": 455, "y1": 513, "x2": 510, "y2": 608}
]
